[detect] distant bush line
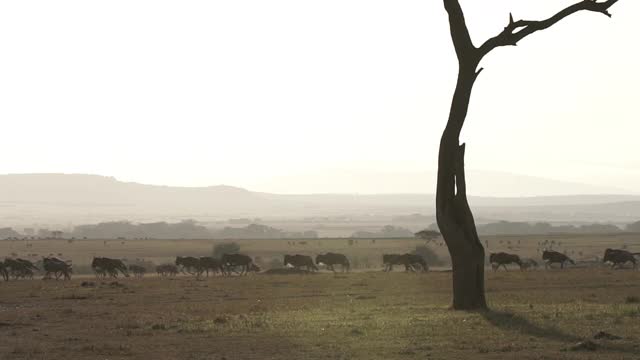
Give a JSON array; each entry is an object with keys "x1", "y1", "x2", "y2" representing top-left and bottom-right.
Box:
[{"x1": 1, "y1": 219, "x2": 639, "y2": 240}]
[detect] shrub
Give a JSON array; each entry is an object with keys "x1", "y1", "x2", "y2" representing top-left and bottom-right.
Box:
[
  {"x1": 267, "y1": 257, "x2": 283, "y2": 269},
  {"x1": 212, "y1": 242, "x2": 240, "y2": 258}
]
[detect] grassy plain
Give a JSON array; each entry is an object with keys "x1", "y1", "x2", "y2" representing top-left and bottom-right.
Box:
[
  {"x1": 1, "y1": 269, "x2": 640, "y2": 359},
  {"x1": 2, "y1": 234, "x2": 640, "y2": 359}
]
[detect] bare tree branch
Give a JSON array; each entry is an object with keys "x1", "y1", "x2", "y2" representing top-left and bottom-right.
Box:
[
  {"x1": 478, "y1": 0, "x2": 619, "y2": 59},
  {"x1": 443, "y1": 0, "x2": 476, "y2": 62}
]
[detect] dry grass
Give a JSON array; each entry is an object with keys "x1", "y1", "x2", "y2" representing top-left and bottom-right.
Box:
[{"x1": 1, "y1": 268, "x2": 640, "y2": 359}]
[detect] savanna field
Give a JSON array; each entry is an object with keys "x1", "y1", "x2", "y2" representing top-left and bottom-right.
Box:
[{"x1": 2, "y1": 235, "x2": 640, "y2": 359}]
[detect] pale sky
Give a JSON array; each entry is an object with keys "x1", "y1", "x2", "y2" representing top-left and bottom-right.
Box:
[{"x1": 0, "y1": 0, "x2": 638, "y2": 195}]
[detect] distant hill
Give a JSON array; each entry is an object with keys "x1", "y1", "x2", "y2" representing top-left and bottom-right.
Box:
[
  {"x1": 252, "y1": 169, "x2": 633, "y2": 196},
  {"x1": 0, "y1": 174, "x2": 639, "y2": 226}
]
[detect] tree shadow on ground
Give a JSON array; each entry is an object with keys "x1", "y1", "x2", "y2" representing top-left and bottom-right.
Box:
[
  {"x1": 479, "y1": 309, "x2": 580, "y2": 343},
  {"x1": 479, "y1": 309, "x2": 639, "y2": 355}
]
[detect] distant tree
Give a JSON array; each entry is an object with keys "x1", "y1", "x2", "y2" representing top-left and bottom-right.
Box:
[
  {"x1": 415, "y1": 230, "x2": 441, "y2": 242},
  {"x1": 0, "y1": 227, "x2": 21, "y2": 239},
  {"x1": 476, "y1": 221, "x2": 621, "y2": 236},
  {"x1": 352, "y1": 225, "x2": 413, "y2": 238},
  {"x1": 626, "y1": 221, "x2": 640, "y2": 233},
  {"x1": 214, "y1": 224, "x2": 284, "y2": 239},
  {"x1": 72, "y1": 220, "x2": 212, "y2": 239},
  {"x1": 282, "y1": 230, "x2": 319, "y2": 239},
  {"x1": 577, "y1": 223, "x2": 620, "y2": 234},
  {"x1": 212, "y1": 242, "x2": 241, "y2": 259}
]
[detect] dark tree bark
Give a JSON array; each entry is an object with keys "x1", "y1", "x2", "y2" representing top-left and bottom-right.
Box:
[{"x1": 438, "y1": 0, "x2": 621, "y2": 310}]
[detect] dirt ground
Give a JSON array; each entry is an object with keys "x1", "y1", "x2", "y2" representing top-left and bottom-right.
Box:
[{"x1": 1, "y1": 268, "x2": 640, "y2": 360}]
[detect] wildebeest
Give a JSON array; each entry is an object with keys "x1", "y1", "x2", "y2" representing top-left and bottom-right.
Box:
[
  {"x1": 603, "y1": 248, "x2": 639, "y2": 269},
  {"x1": 284, "y1": 254, "x2": 318, "y2": 272},
  {"x1": 128, "y1": 264, "x2": 146, "y2": 278},
  {"x1": 489, "y1": 252, "x2": 522, "y2": 271},
  {"x1": 542, "y1": 250, "x2": 575, "y2": 269},
  {"x1": 315, "y1": 253, "x2": 350, "y2": 273},
  {"x1": 402, "y1": 254, "x2": 429, "y2": 272},
  {"x1": 520, "y1": 258, "x2": 539, "y2": 271},
  {"x1": 91, "y1": 257, "x2": 129, "y2": 278},
  {"x1": 0, "y1": 261, "x2": 8, "y2": 281},
  {"x1": 42, "y1": 257, "x2": 72, "y2": 280},
  {"x1": 198, "y1": 257, "x2": 225, "y2": 276},
  {"x1": 383, "y1": 254, "x2": 428, "y2": 272},
  {"x1": 382, "y1": 254, "x2": 402, "y2": 272},
  {"x1": 4, "y1": 258, "x2": 38, "y2": 280},
  {"x1": 175, "y1": 256, "x2": 201, "y2": 275},
  {"x1": 221, "y1": 254, "x2": 261, "y2": 275},
  {"x1": 156, "y1": 264, "x2": 178, "y2": 277}
]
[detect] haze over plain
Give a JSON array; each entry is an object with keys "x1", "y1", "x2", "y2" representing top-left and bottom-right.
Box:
[{"x1": 0, "y1": 0, "x2": 639, "y2": 195}]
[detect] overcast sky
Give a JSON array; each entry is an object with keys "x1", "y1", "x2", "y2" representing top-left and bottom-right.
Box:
[{"x1": 0, "y1": 0, "x2": 638, "y2": 195}]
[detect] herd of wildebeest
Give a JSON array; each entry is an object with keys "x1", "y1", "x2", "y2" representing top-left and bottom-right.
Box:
[{"x1": 0, "y1": 248, "x2": 638, "y2": 282}]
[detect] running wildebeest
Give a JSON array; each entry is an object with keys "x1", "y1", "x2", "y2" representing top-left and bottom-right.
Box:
[
  {"x1": 128, "y1": 264, "x2": 146, "y2": 278},
  {"x1": 198, "y1": 257, "x2": 225, "y2": 277},
  {"x1": 221, "y1": 254, "x2": 260, "y2": 275},
  {"x1": 284, "y1": 254, "x2": 318, "y2": 272},
  {"x1": 520, "y1": 258, "x2": 539, "y2": 271},
  {"x1": 603, "y1": 248, "x2": 639, "y2": 269},
  {"x1": 156, "y1": 264, "x2": 178, "y2": 278},
  {"x1": 382, "y1": 254, "x2": 402, "y2": 272},
  {"x1": 175, "y1": 256, "x2": 201, "y2": 275},
  {"x1": 489, "y1": 252, "x2": 522, "y2": 271},
  {"x1": 542, "y1": 250, "x2": 575, "y2": 269},
  {"x1": 383, "y1": 254, "x2": 428, "y2": 272},
  {"x1": 4, "y1": 258, "x2": 38, "y2": 280},
  {"x1": 91, "y1": 257, "x2": 129, "y2": 278},
  {"x1": 42, "y1": 257, "x2": 72, "y2": 280},
  {"x1": 0, "y1": 261, "x2": 8, "y2": 281},
  {"x1": 315, "y1": 253, "x2": 350, "y2": 273},
  {"x1": 401, "y1": 254, "x2": 429, "y2": 272}
]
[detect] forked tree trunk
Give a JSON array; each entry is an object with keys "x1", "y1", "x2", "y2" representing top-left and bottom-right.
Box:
[
  {"x1": 437, "y1": 0, "x2": 619, "y2": 311},
  {"x1": 436, "y1": 62, "x2": 487, "y2": 310}
]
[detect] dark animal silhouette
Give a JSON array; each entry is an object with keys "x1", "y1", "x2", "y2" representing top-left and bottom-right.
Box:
[
  {"x1": 382, "y1": 254, "x2": 402, "y2": 272},
  {"x1": 542, "y1": 251, "x2": 575, "y2": 269},
  {"x1": 4, "y1": 258, "x2": 38, "y2": 280},
  {"x1": 315, "y1": 253, "x2": 350, "y2": 273},
  {"x1": 198, "y1": 257, "x2": 225, "y2": 276},
  {"x1": 91, "y1": 257, "x2": 129, "y2": 278},
  {"x1": 383, "y1": 254, "x2": 428, "y2": 272},
  {"x1": 128, "y1": 264, "x2": 146, "y2": 278},
  {"x1": 156, "y1": 264, "x2": 178, "y2": 277},
  {"x1": 402, "y1": 254, "x2": 429, "y2": 272},
  {"x1": 221, "y1": 254, "x2": 260, "y2": 275},
  {"x1": 603, "y1": 248, "x2": 639, "y2": 269},
  {"x1": 0, "y1": 261, "x2": 8, "y2": 281},
  {"x1": 175, "y1": 256, "x2": 201, "y2": 275},
  {"x1": 42, "y1": 257, "x2": 72, "y2": 280},
  {"x1": 284, "y1": 254, "x2": 318, "y2": 271},
  {"x1": 520, "y1": 258, "x2": 538, "y2": 271},
  {"x1": 489, "y1": 252, "x2": 522, "y2": 271}
]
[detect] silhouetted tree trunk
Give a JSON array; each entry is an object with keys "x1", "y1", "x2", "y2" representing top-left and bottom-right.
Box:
[{"x1": 438, "y1": 0, "x2": 620, "y2": 310}]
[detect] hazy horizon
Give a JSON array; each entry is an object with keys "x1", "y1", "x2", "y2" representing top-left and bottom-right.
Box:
[
  {"x1": 0, "y1": 170, "x2": 636, "y2": 196},
  {"x1": 1, "y1": 1, "x2": 638, "y2": 195}
]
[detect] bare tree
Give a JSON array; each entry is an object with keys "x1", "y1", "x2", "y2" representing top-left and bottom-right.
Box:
[{"x1": 438, "y1": 0, "x2": 620, "y2": 310}]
